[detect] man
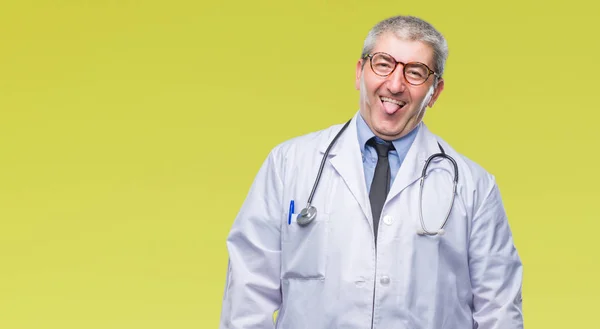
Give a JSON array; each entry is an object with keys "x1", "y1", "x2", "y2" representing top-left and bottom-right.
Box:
[{"x1": 219, "y1": 15, "x2": 523, "y2": 329}]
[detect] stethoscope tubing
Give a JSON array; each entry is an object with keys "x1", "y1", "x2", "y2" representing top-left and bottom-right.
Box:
[
  {"x1": 305, "y1": 119, "x2": 352, "y2": 207},
  {"x1": 297, "y1": 118, "x2": 458, "y2": 236}
]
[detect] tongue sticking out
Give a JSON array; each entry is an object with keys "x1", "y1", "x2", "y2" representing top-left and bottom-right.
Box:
[{"x1": 382, "y1": 100, "x2": 401, "y2": 114}]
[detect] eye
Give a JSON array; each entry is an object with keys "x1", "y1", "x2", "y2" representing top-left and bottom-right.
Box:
[
  {"x1": 405, "y1": 64, "x2": 429, "y2": 78},
  {"x1": 406, "y1": 69, "x2": 425, "y2": 78}
]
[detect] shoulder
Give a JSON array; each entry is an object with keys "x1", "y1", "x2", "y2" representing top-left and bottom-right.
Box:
[{"x1": 268, "y1": 121, "x2": 348, "y2": 163}]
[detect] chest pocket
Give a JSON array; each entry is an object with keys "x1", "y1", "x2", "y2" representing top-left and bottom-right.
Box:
[
  {"x1": 281, "y1": 212, "x2": 329, "y2": 280},
  {"x1": 280, "y1": 150, "x2": 338, "y2": 280}
]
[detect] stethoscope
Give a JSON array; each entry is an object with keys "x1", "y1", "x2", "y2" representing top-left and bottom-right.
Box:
[{"x1": 296, "y1": 119, "x2": 459, "y2": 236}]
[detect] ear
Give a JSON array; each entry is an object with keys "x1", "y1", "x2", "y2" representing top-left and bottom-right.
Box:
[
  {"x1": 427, "y1": 78, "x2": 445, "y2": 108},
  {"x1": 355, "y1": 59, "x2": 364, "y2": 90}
]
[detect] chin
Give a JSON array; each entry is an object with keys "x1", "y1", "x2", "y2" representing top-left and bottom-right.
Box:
[
  {"x1": 375, "y1": 118, "x2": 400, "y2": 131},
  {"x1": 373, "y1": 125, "x2": 400, "y2": 139}
]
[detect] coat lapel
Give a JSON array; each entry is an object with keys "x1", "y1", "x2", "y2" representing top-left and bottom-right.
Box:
[{"x1": 320, "y1": 113, "x2": 372, "y2": 224}]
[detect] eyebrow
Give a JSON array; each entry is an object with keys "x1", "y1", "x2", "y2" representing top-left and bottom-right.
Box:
[{"x1": 379, "y1": 52, "x2": 427, "y2": 64}]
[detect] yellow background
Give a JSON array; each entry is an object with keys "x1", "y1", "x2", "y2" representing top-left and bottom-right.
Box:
[{"x1": 1, "y1": 0, "x2": 598, "y2": 328}]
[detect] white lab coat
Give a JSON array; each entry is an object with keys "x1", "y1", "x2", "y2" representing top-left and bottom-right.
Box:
[{"x1": 219, "y1": 112, "x2": 523, "y2": 329}]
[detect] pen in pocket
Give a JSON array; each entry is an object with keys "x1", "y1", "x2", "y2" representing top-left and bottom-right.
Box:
[{"x1": 288, "y1": 200, "x2": 294, "y2": 225}]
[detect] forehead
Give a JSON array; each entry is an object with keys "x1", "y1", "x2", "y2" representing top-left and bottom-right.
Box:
[{"x1": 371, "y1": 33, "x2": 434, "y2": 66}]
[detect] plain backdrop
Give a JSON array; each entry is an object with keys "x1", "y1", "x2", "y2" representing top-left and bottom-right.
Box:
[{"x1": 1, "y1": 0, "x2": 598, "y2": 328}]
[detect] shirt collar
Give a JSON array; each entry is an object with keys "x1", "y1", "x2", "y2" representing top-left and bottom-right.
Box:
[{"x1": 356, "y1": 111, "x2": 420, "y2": 155}]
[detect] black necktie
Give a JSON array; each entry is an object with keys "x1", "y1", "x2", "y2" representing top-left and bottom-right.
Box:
[{"x1": 367, "y1": 138, "x2": 394, "y2": 243}]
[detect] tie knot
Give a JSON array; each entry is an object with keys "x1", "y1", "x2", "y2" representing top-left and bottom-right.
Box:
[{"x1": 367, "y1": 137, "x2": 394, "y2": 158}]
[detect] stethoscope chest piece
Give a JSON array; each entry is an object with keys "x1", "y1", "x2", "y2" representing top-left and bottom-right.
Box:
[{"x1": 296, "y1": 206, "x2": 317, "y2": 226}]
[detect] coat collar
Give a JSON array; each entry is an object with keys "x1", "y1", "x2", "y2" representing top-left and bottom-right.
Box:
[{"x1": 318, "y1": 112, "x2": 445, "y2": 223}]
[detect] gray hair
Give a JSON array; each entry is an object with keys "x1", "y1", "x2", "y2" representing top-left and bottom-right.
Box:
[{"x1": 360, "y1": 16, "x2": 449, "y2": 79}]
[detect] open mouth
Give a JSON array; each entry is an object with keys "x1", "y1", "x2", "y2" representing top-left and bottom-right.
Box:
[{"x1": 380, "y1": 96, "x2": 406, "y2": 114}]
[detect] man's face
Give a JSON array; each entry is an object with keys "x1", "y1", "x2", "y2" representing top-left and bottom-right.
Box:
[{"x1": 355, "y1": 33, "x2": 444, "y2": 140}]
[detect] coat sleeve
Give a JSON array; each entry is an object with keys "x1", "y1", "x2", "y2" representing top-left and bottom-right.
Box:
[
  {"x1": 219, "y1": 150, "x2": 284, "y2": 329},
  {"x1": 468, "y1": 179, "x2": 524, "y2": 329}
]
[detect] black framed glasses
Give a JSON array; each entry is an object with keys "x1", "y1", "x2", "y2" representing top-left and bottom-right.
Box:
[{"x1": 365, "y1": 52, "x2": 439, "y2": 85}]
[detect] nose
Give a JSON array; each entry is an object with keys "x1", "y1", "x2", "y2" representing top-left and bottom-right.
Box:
[{"x1": 385, "y1": 66, "x2": 408, "y2": 94}]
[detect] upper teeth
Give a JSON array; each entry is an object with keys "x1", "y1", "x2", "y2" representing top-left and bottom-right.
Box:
[{"x1": 381, "y1": 97, "x2": 405, "y2": 106}]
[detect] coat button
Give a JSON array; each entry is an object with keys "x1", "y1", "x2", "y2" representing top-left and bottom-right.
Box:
[
  {"x1": 383, "y1": 215, "x2": 393, "y2": 225},
  {"x1": 380, "y1": 276, "x2": 390, "y2": 285}
]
